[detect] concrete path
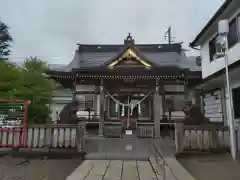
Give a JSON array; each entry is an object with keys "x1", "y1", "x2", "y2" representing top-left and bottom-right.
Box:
[{"x1": 66, "y1": 160, "x2": 159, "y2": 180}]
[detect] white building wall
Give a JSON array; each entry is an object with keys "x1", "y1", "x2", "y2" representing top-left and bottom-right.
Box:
[
  {"x1": 225, "y1": 78, "x2": 240, "y2": 127},
  {"x1": 200, "y1": 8, "x2": 240, "y2": 79},
  {"x1": 51, "y1": 89, "x2": 73, "y2": 122},
  {"x1": 51, "y1": 103, "x2": 66, "y2": 122},
  {"x1": 201, "y1": 40, "x2": 240, "y2": 78},
  {"x1": 198, "y1": 8, "x2": 240, "y2": 126}
]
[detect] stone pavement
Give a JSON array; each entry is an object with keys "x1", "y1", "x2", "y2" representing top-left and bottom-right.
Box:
[{"x1": 66, "y1": 160, "x2": 159, "y2": 180}]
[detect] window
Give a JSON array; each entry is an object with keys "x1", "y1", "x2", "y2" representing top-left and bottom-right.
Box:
[
  {"x1": 237, "y1": 15, "x2": 240, "y2": 37},
  {"x1": 85, "y1": 95, "x2": 94, "y2": 109},
  {"x1": 209, "y1": 36, "x2": 217, "y2": 61},
  {"x1": 232, "y1": 87, "x2": 240, "y2": 119},
  {"x1": 228, "y1": 18, "x2": 238, "y2": 47},
  {"x1": 139, "y1": 98, "x2": 149, "y2": 117},
  {"x1": 77, "y1": 94, "x2": 94, "y2": 110},
  {"x1": 166, "y1": 95, "x2": 184, "y2": 111}
]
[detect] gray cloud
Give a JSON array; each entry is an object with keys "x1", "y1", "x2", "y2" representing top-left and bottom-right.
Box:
[{"x1": 0, "y1": 0, "x2": 223, "y2": 64}]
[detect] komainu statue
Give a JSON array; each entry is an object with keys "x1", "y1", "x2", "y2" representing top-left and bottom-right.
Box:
[
  {"x1": 183, "y1": 100, "x2": 206, "y2": 125},
  {"x1": 59, "y1": 100, "x2": 79, "y2": 124}
]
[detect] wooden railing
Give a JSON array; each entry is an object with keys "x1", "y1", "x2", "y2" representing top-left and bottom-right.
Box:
[
  {"x1": 85, "y1": 121, "x2": 155, "y2": 138},
  {"x1": 137, "y1": 122, "x2": 154, "y2": 138},
  {"x1": 103, "y1": 121, "x2": 122, "y2": 138},
  {"x1": 174, "y1": 120, "x2": 232, "y2": 153},
  {"x1": 0, "y1": 124, "x2": 77, "y2": 149},
  {"x1": 184, "y1": 125, "x2": 229, "y2": 151}
]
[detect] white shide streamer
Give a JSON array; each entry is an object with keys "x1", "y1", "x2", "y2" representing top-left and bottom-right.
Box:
[
  {"x1": 105, "y1": 90, "x2": 152, "y2": 107},
  {"x1": 105, "y1": 89, "x2": 153, "y2": 116}
]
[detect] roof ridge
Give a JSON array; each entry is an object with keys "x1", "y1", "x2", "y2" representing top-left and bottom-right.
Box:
[{"x1": 77, "y1": 43, "x2": 181, "y2": 46}]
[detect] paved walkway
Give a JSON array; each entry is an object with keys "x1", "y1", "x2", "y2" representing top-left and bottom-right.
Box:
[{"x1": 66, "y1": 160, "x2": 159, "y2": 180}]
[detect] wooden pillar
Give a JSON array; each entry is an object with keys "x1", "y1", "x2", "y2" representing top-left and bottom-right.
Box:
[
  {"x1": 199, "y1": 89, "x2": 204, "y2": 113},
  {"x1": 160, "y1": 82, "x2": 166, "y2": 119},
  {"x1": 94, "y1": 87, "x2": 98, "y2": 117},
  {"x1": 72, "y1": 75, "x2": 77, "y2": 100},
  {"x1": 194, "y1": 89, "x2": 201, "y2": 108},
  {"x1": 154, "y1": 79, "x2": 161, "y2": 137},
  {"x1": 99, "y1": 79, "x2": 104, "y2": 136},
  {"x1": 184, "y1": 78, "x2": 189, "y2": 101}
]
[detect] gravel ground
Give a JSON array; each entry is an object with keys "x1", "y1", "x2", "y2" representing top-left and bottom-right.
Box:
[
  {"x1": 0, "y1": 155, "x2": 82, "y2": 180},
  {"x1": 177, "y1": 153, "x2": 240, "y2": 180}
]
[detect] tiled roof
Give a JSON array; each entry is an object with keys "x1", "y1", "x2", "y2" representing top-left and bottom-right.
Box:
[{"x1": 61, "y1": 43, "x2": 200, "y2": 72}]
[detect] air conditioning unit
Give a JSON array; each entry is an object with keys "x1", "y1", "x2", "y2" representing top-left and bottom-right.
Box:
[
  {"x1": 216, "y1": 41, "x2": 225, "y2": 52},
  {"x1": 215, "y1": 39, "x2": 225, "y2": 59}
]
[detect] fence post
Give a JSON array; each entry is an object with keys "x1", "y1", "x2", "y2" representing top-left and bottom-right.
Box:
[
  {"x1": 76, "y1": 121, "x2": 85, "y2": 153},
  {"x1": 209, "y1": 127, "x2": 218, "y2": 149},
  {"x1": 174, "y1": 119, "x2": 184, "y2": 154}
]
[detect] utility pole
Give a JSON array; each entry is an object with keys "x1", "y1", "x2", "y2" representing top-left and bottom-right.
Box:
[
  {"x1": 218, "y1": 19, "x2": 237, "y2": 160},
  {"x1": 165, "y1": 26, "x2": 173, "y2": 44}
]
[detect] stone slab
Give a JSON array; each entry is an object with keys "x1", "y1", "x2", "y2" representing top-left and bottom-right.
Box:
[
  {"x1": 90, "y1": 160, "x2": 109, "y2": 176},
  {"x1": 66, "y1": 160, "x2": 94, "y2": 180},
  {"x1": 121, "y1": 160, "x2": 139, "y2": 180},
  {"x1": 66, "y1": 160, "x2": 159, "y2": 180},
  {"x1": 104, "y1": 160, "x2": 122, "y2": 180},
  {"x1": 137, "y1": 161, "x2": 158, "y2": 180}
]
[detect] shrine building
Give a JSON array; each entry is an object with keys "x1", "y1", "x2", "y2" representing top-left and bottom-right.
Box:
[{"x1": 48, "y1": 33, "x2": 202, "y2": 137}]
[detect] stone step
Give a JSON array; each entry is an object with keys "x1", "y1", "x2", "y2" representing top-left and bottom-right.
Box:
[{"x1": 84, "y1": 153, "x2": 149, "y2": 160}]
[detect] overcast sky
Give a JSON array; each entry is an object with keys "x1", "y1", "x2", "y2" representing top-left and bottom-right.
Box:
[{"x1": 0, "y1": 0, "x2": 224, "y2": 64}]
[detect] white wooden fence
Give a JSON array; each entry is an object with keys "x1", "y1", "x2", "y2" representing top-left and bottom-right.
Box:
[
  {"x1": 0, "y1": 124, "x2": 77, "y2": 148},
  {"x1": 183, "y1": 125, "x2": 230, "y2": 151}
]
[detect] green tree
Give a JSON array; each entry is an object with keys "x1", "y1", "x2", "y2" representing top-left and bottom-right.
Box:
[
  {"x1": 0, "y1": 58, "x2": 55, "y2": 124},
  {"x1": 0, "y1": 60, "x2": 21, "y2": 98},
  {"x1": 0, "y1": 21, "x2": 12, "y2": 60}
]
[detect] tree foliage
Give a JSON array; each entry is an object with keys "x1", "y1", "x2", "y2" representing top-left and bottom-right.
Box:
[
  {"x1": 0, "y1": 21, "x2": 12, "y2": 60},
  {"x1": 0, "y1": 57, "x2": 55, "y2": 124}
]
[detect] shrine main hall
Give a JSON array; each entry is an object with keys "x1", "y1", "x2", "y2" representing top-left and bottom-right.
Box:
[{"x1": 48, "y1": 34, "x2": 202, "y2": 137}]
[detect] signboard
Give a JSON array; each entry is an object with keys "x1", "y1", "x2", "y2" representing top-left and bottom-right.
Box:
[
  {"x1": 204, "y1": 90, "x2": 223, "y2": 122},
  {"x1": 125, "y1": 130, "x2": 133, "y2": 135},
  {"x1": 0, "y1": 104, "x2": 25, "y2": 130},
  {"x1": 0, "y1": 100, "x2": 30, "y2": 147}
]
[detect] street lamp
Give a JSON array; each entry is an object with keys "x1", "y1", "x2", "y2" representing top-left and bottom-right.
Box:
[{"x1": 218, "y1": 20, "x2": 237, "y2": 160}]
